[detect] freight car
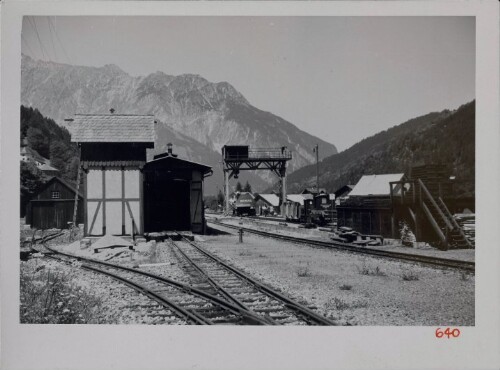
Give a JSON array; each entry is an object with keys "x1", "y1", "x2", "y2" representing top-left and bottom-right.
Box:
[{"x1": 232, "y1": 192, "x2": 256, "y2": 216}]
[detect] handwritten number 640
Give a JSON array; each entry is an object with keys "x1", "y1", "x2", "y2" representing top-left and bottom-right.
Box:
[{"x1": 435, "y1": 328, "x2": 460, "y2": 338}]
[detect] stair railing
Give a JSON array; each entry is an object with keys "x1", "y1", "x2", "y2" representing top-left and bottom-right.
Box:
[
  {"x1": 417, "y1": 179, "x2": 454, "y2": 232},
  {"x1": 438, "y1": 197, "x2": 474, "y2": 249},
  {"x1": 420, "y1": 201, "x2": 447, "y2": 244}
]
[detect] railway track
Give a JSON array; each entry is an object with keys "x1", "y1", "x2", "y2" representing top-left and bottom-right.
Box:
[
  {"x1": 168, "y1": 233, "x2": 335, "y2": 326},
  {"x1": 34, "y1": 243, "x2": 272, "y2": 325},
  {"x1": 208, "y1": 219, "x2": 475, "y2": 272}
]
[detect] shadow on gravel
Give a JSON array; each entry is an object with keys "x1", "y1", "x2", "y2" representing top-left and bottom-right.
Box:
[{"x1": 206, "y1": 226, "x2": 231, "y2": 236}]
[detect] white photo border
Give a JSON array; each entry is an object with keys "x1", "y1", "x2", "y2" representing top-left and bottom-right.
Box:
[{"x1": 1, "y1": 1, "x2": 499, "y2": 369}]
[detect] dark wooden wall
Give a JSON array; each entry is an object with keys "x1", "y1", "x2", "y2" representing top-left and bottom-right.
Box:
[
  {"x1": 336, "y1": 202, "x2": 394, "y2": 237},
  {"x1": 26, "y1": 179, "x2": 83, "y2": 229},
  {"x1": 27, "y1": 200, "x2": 84, "y2": 229},
  {"x1": 81, "y1": 143, "x2": 151, "y2": 162}
]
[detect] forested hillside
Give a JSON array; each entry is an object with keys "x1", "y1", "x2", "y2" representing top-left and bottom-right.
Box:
[
  {"x1": 20, "y1": 106, "x2": 79, "y2": 208},
  {"x1": 285, "y1": 101, "x2": 475, "y2": 198},
  {"x1": 21, "y1": 105, "x2": 79, "y2": 180}
]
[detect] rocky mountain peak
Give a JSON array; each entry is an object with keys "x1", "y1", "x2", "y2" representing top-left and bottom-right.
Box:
[{"x1": 21, "y1": 56, "x2": 337, "y2": 193}]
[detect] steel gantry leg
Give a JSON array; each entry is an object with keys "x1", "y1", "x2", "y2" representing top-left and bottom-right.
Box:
[
  {"x1": 224, "y1": 170, "x2": 230, "y2": 215},
  {"x1": 281, "y1": 173, "x2": 287, "y2": 215}
]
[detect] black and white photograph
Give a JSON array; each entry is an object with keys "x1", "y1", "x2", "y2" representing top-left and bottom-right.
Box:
[{"x1": 1, "y1": 1, "x2": 499, "y2": 369}]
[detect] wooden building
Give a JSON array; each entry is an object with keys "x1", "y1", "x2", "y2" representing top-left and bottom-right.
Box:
[
  {"x1": 69, "y1": 114, "x2": 155, "y2": 236},
  {"x1": 254, "y1": 193, "x2": 280, "y2": 215},
  {"x1": 143, "y1": 145, "x2": 212, "y2": 233},
  {"x1": 336, "y1": 173, "x2": 405, "y2": 237},
  {"x1": 26, "y1": 177, "x2": 83, "y2": 229}
]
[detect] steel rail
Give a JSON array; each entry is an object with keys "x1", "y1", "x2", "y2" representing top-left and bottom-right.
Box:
[
  {"x1": 208, "y1": 220, "x2": 475, "y2": 272},
  {"x1": 42, "y1": 251, "x2": 209, "y2": 325},
  {"x1": 40, "y1": 243, "x2": 270, "y2": 325},
  {"x1": 174, "y1": 232, "x2": 336, "y2": 326},
  {"x1": 166, "y1": 238, "x2": 273, "y2": 324}
]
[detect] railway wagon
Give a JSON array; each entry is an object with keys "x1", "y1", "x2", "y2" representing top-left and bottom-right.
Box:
[{"x1": 232, "y1": 192, "x2": 256, "y2": 216}]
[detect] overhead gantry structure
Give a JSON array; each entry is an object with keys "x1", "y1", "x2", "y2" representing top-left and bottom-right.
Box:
[{"x1": 222, "y1": 145, "x2": 292, "y2": 215}]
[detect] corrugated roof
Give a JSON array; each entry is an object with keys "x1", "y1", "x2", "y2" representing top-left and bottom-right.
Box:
[
  {"x1": 349, "y1": 174, "x2": 404, "y2": 196},
  {"x1": 69, "y1": 114, "x2": 155, "y2": 143},
  {"x1": 256, "y1": 193, "x2": 280, "y2": 207}
]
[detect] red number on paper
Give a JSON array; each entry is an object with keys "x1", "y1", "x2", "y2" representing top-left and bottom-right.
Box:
[{"x1": 435, "y1": 328, "x2": 461, "y2": 338}]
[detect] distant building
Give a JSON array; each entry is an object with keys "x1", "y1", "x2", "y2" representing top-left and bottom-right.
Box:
[
  {"x1": 20, "y1": 146, "x2": 46, "y2": 166},
  {"x1": 254, "y1": 193, "x2": 280, "y2": 215},
  {"x1": 38, "y1": 162, "x2": 60, "y2": 177},
  {"x1": 282, "y1": 194, "x2": 313, "y2": 220},
  {"x1": 300, "y1": 187, "x2": 327, "y2": 196}
]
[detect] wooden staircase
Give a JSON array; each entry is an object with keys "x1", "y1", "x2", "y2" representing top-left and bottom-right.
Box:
[
  {"x1": 416, "y1": 179, "x2": 472, "y2": 249},
  {"x1": 391, "y1": 173, "x2": 473, "y2": 250}
]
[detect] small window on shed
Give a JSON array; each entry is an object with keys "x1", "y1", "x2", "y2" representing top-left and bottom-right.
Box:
[
  {"x1": 51, "y1": 191, "x2": 61, "y2": 199},
  {"x1": 321, "y1": 198, "x2": 327, "y2": 204}
]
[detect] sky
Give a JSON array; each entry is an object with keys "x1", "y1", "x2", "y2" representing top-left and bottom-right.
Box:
[{"x1": 21, "y1": 16, "x2": 475, "y2": 152}]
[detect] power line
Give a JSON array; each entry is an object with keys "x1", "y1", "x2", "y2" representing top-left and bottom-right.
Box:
[
  {"x1": 21, "y1": 32, "x2": 37, "y2": 58},
  {"x1": 48, "y1": 17, "x2": 72, "y2": 64},
  {"x1": 29, "y1": 16, "x2": 49, "y2": 60},
  {"x1": 46, "y1": 17, "x2": 59, "y2": 60}
]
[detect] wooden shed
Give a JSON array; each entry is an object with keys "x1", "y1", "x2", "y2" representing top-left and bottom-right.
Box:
[
  {"x1": 26, "y1": 177, "x2": 83, "y2": 229},
  {"x1": 143, "y1": 146, "x2": 213, "y2": 234},
  {"x1": 69, "y1": 113, "x2": 155, "y2": 236},
  {"x1": 336, "y1": 173, "x2": 404, "y2": 237}
]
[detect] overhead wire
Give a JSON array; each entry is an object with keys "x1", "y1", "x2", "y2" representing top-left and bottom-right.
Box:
[
  {"x1": 46, "y1": 17, "x2": 59, "y2": 61},
  {"x1": 21, "y1": 32, "x2": 37, "y2": 58},
  {"x1": 48, "y1": 17, "x2": 72, "y2": 64}
]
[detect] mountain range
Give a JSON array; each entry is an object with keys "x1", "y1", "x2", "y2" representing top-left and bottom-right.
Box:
[
  {"x1": 21, "y1": 55, "x2": 337, "y2": 194},
  {"x1": 284, "y1": 101, "x2": 475, "y2": 198}
]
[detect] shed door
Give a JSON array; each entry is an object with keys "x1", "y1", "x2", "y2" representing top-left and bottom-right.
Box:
[
  {"x1": 32, "y1": 202, "x2": 53, "y2": 229},
  {"x1": 190, "y1": 181, "x2": 203, "y2": 233}
]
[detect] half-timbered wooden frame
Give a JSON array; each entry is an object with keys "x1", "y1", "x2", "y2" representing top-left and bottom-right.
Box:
[{"x1": 69, "y1": 114, "x2": 155, "y2": 237}]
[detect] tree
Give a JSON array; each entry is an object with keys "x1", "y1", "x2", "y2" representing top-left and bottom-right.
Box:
[
  {"x1": 21, "y1": 105, "x2": 79, "y2": 182},
  {"x1": 49, "y1": 141, "x2": 69, "y2": 172},
  {"x1": 20, "y1": 161, "x2": 47, "y2": 197},
  {"x1": 243, "y1": 181, "x2": 252, "y2": 193},
  {"x1": 27, "y1": 127, "x2": 50, "y2": 158},
  {"x1": 235, "y1": 181, "x2": 243, "y2": 192}
]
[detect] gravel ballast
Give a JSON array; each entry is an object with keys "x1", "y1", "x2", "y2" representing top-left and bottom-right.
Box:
[
  {"x1": 20, "y1": 257, "x2": 188, "y2": 325},
  {"x1": 198, "y1": 231, "x2": 474, "y2": 326}
]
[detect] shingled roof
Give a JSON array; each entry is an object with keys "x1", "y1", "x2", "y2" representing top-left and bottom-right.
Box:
[{"x1": 69, "y1": 114, "x2": 155, "y2": 143}]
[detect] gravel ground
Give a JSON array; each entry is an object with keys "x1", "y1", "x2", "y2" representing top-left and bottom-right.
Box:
[
  {"x1": 215, "y1": 217, "x2": 475, "y2": 263},
  {"x1": 22, "y1": 222, "x2": 474, "y2": 326},
  {"x1": 199, "y1": 227, "x2": 475, "y2": 326},
  {"x1": 21, "y1": 256, "x2": 188, "y2": 325}
]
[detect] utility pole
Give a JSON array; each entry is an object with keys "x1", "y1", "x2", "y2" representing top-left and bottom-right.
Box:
[{"x1": 313, "y1": 144, "x2": 319, "y2": 193}]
